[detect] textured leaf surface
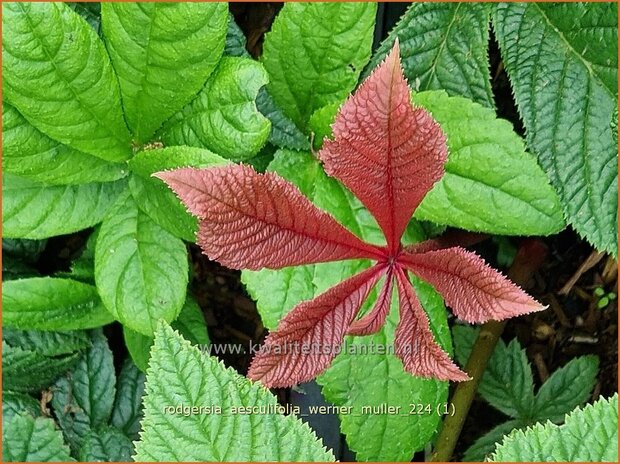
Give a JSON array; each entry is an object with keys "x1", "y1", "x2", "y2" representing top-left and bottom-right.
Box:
[
  {"x1": 128, "y1": 146, "x2": 229, "y2": 241},
  {"x1": 52, "y1": 331, "x2": 116, "y2": 453},
  {"x1": 491, "y1": 394, "x2": 618, "y2": 462},
  {"x1": 157, "y1": 164, "x2": 382, "y2": 270},
  {"x1": 256, "y1": 88, "x2": 311, "y2": 150},
  {"x1": 413, "y1": 90, "x2": 565, "y2": 235},
  {"x1": 3, "y1": 414, "x2": 74, "y2": 462},
  {"x1": 224, "y1": 13, "x2": 249, "y2": 58},
  {"x1": 493, "y1": 3, "x2": 618, "y2": 255},
  {"x1": 95, "y1": 191, "x2": 188, "y2": 336},
  {"x1": 463, "y1": 419, "x2": 523, "y2": 462},
  {"x1": 79, "y1": 426, "x2": 134, "y2": 462},
  {"x1": 2, "y1": 103, "x2": 127, "y2": 185},
  {"x1": 134, "y1": 323, "x2": 334, "y2": 462},
  {"x1": 402, "y1": 247, "x2": 544, "y2": 324},
  {"x1": 367, "y1": 3, "x2": 493, "y2": 107},
  {"x1": 3, "y1": 277, "x2": 113, "y2": 330},
  {"x1": 2, "y1": 174, "x2": 125, "y2": 239},
  {"x1": 110, "y1": 359, "x2": 145, "y2": 440},
  {"x1": 2, "y1": 2, "x2": 131, "y2": 161},
  {"x1": 319, "y1": 44, "x2": 447, "y2": 251},
  {"x1": 160, "y1": 57, "x2": 270, "y2": 160},
  {"x1": 102, "y1": 2, "x2": 227, "y2": 141},
  {"x1": 2, "y1": 328, "x2": 90, "y2": 356},
  {"x1": 2, "y1": 391, "x2": 41, "y2": 424},
  {"x1": 248, "y1": 265, "x2": 384, "y2": 387},
  {"x1": 262, "y1": 2, "x2": 376, "y2": 131}
]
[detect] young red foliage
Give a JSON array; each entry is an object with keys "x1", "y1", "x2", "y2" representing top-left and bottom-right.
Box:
[{"x1": 157, "y1": 42, "x2": 545, "y2": 387}]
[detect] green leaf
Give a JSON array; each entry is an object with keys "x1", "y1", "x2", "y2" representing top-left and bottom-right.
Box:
[
  {"x1": 160, "y1": 57, "x2": 270, "y2": 160},
  {"x1": 110, "y1": 359, "x2": 146, "y2": 440},
  {"x1": 2, "y1": 174, "x2": 126, "y2": 239},
  {"x1": 95, "y1": 190, "x2": 188, "y2": 336},
  {"x1": 493, "y1": 3, "x2": 618, "y2": 255},
  {"x1": 52, "y1": 331, "x2": 116, "y2": 453},
  {"x1": 101, "y1": 2, "x2": 227, "y2": 142},
  {"x1": 453, "y1": 325, "x2": 535, "y2": 419},
  {"x1": 2, "y1": 391, "x2": 41, "y2": 424},
  {"x1": 2, "y1": 277, "x2": 114, "y2": 331},
  {"x1": 366, "y1": 3, "x2": 493, "y2": 107},
  {"x1": 79, "y1": 426, "x2": 134, "y2": 462},
  {"x1": 255, "y1": 88, "x2": 311, "y2": 150},
  {"x1": 224, "y1": 13, "x2": 250, "y2": 58},
  {"x1": 491, "y1": 394, "x2": 618, "y2": 462},
  {"x1": 123, "y1": 328, "x2": 152, "y2": 373},
  {"x1": 2, "y1": 341, "x2": 80, "y2": 392},
  {"x1": 2, "y1": 238, "x2": 46, "y2": 263},
  {"x1": 2, "y1": 2, "x2": 131, "y2": 161},
  {"x1": 532, "y1": 355, "x2": 599, "y2": 422},
  {"x1": 2, "y1": 327, "x2": 91, "y2": 356},
  {"x1": 3, "y1": 414, "x2": 75, "y2": 462},
  {"x1": 243, "y1": 149, "x2": 448, "y2": 461},
  {"x1": 2, "y1": 102, "x2": 127, "y2": 185},
  {"x1": 412, "y1": 90, "x2": 565, "y2": 235},
  {"x1": 128, "y1": 146, "x2": 229, "y2": 241},
  {"x1": 262, "y1": 2, "x2": 376, "y2": 131},
  {"x1": 462, "y1": 419, "x2": 524, "y2": 462},
  {"x1": 67, "y1": 2, "x2": 101, "y2": 35},
  {"x1": 308, "y1": 102, "x2": 340, "y2": 150},
  {"x1": 133, "y1": 322, "x2": 334, "y2": 461}
]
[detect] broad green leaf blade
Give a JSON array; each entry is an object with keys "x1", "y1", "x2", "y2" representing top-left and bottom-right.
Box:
[
  {"x1": 3, "y1": 414, "x2": 75, "y2": 462},
  {"x1": 79, "y1": 426, "x2": 134, "y2": 462},
  {"x1": 2, "y1": 2, "x2": 131, "y2": 161},
  {"x1": 493, "y1": 3, "x2": 618, "y2": 255},
  {"x1": 110, "y1": 359, "x2": 145, "y2": 440},
  {"x1": 262, "y1": 2, "x2": 376, "y2": 131},
  {"x1": 52, "y1": 331, "x2": 116, "y2": 453},
  {"x1": 462, "y1": 419, "x2": 524, "y2": 462},
  {"x1": 366, "y1": 3, "x2": 494, "y2": 107},
  {"x1": 2, "y1": 327, "x2": 90, "y2": 356},
  {"x1": 453, "y1": 325, "x2": 535, "y2": 419},
  {"x1": 413, "y1": 90, "x2": 565, "y2": 235},
  {"x1": 491, "y1": 394, "x2": 619, "y2": 462},
  {"x1": 123, "y1": 328, "x2": 153, "y2": 373},
  {"x1": 255, "y1": 89, "x2": 311, "y2": 151},
  {"x1": 2, "y1": 277, "x2": 114, "y2": 330},
  {"x1": 243, "y1": 149, "x2": 448, "y2": 461},
  {"x1": 134, "y1": 322, "x2": 334, "y2": 461},
  {"x1": 224, "y1": 13, "x2": 250, "y2": 58},
  {"x1": 532, "y1": 355, "x2": 599, "y2": 422},
  {"x1": 128, "y1": 146, "x2": 229, "y2": 241},
  {"x1": 95, "y1": 191, "x2": 188, "y2": 336},
  {"x1": 2, "y1": 102, "x2": 127, "y2": 185},
  {"x1": 2, "y1": 174, "x2": 125, "y2": 239},
  {"x1": 2, "y1": 341, "x2": 80, "y2": 392},
  {"x1": 2, "y1": 391, "x2": 41, "y2": 424},
  {"x1": 160, "y1": 57, "x2": 270, "y2": 160},
  {"x1": 101, "y1": 2, "x2": 227, "y2": 142}
]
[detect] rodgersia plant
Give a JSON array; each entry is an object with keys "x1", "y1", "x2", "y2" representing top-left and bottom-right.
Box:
[{"x1": 159, "y1": 44, "x2": 544, "y2": 387}]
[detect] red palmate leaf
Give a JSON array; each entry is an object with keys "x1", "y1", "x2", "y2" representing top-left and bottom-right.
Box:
[
  {"x1": 347, "y1": 268, "x2": 394, "y2": 336},
  {"x1": 247, "y1": 264, "x2": 386, "y2": 387},
  {"x1": 399, "y1": 247, "x2": 545, "y2": 323},
  {"x1": 318, "y1": 41, "x2": 447, "y2": 253},
  {"x1": 156, "y1": 165, "x2": 384, "y2": 270},
  {"x1": 394, "y1": 268, "x2": 469, "y2": 381}
]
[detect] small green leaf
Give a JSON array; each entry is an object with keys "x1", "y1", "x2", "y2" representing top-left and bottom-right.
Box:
[
  {"x1": 493, "y1": 2, "x2": 618, "y2": 255},
  {"x1": 491, "y1": 394, "x2": 618, "y2": 462},
  {"x1": 3, "y1": 414, "x2": 75, "y2": 462},
  {"x1": 95, "y1": 190, "x2": 188, "y2": 336},
  {"x1": 52, "y1": 331, "x2": 116, "y2": 454},
  {"x1": 366, "y1": 3, "x2": 494, "y2": 107},
  {"x1": 123, "y1": 328, "x2": 152, "y2": 373},
  {"x1": 101, "y1": 2, "x2": 227, "y2": 141},
  {"x1": 413, "y1": 90, "x2": 565, "y2": 236},
  {"x1": 2, "y1": 328, "x2": 90, "y2": 356},
  {"x1": 224, "y1": 13, "x2": 250, "y2": 58},
  {"x1": 255, "y1": 89, "x2": 310, "y2": 150},
  {"x1": 2, "y1": 391, "x2": 41, "y2": 424},
  {"x1": 533, "y1": 356, "x2": 599, "y2": 422},
  {"x1": 2, "y1": 238, "x2": 46, "y2": 263},
  {"x1": 79, "y1": 426, "x2": 134, "y2": 462},
  {"x1": 128, "y1": 146, "x2": 229, "y2": 241},
  {"x1": 308, "y1": 102, "x2": 340, "y2": 150},
  {"x1": 453, "y1": 325, "x2": 535, "y2": 419},
  {"x1": 2, "y1": 102, "x2": 127, "y2": 185},
  {"x1": 2, "y1": 174, "x2": 126, "y2": 239},
  {"x1": 3, "y1": 277, "x2": 114, "y2": 331},
  {"x1": 462, "y1": 419, "x2": 524, "y2": 462},
  {"x1": 133, "y1": 322, "x2": 334, "y2": 461},
  {"x1": 110, "y1": 359, "x2": 146, "y2": 440},
  {"x1": 262, "y1": 2, "x2": 376, "y2": 131},
  {"x1": 160, "y1": 57, "x2": 270, "y2": 160},
  {"x1": 2, "y1": 2, "x2": 131, "y2": 161}
]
